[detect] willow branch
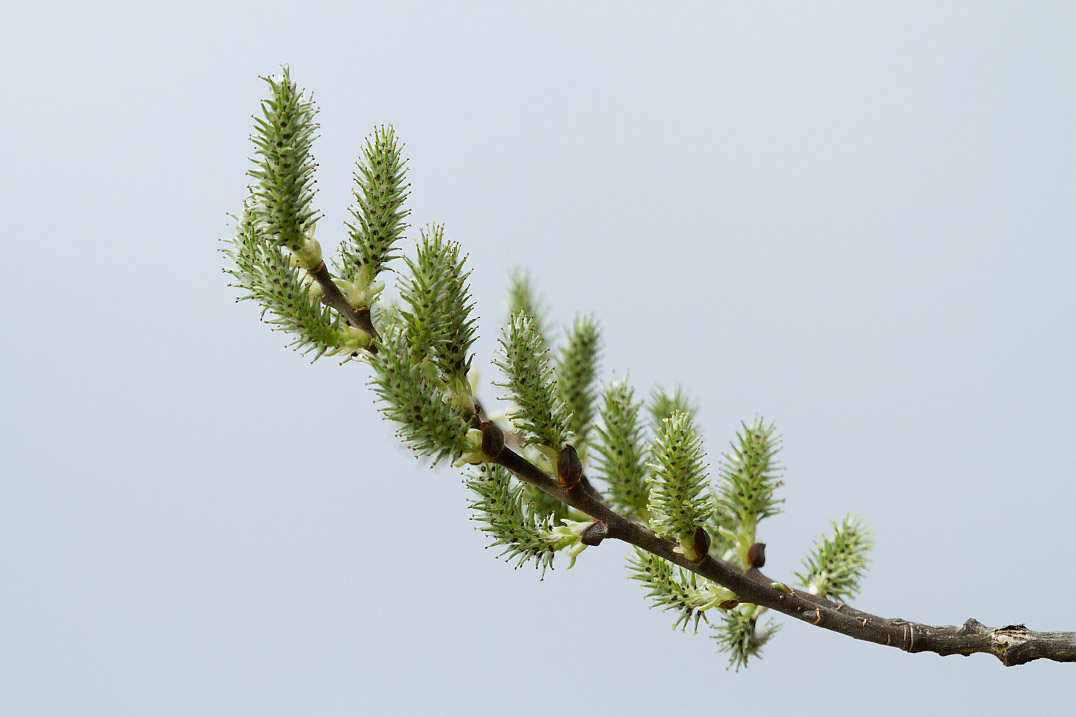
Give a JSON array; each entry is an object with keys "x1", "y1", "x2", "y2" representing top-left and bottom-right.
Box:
[
  {"x1": 306, "y1": 260, "x2": 378, "y2": 352},
  {"x1": 491, "y1": 446, "x2": 1075, "y2": 666}
]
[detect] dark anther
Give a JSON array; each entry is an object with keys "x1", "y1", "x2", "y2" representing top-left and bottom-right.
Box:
[{"x1": 557, "y1": 444, "x2": 583, "y2": 488}]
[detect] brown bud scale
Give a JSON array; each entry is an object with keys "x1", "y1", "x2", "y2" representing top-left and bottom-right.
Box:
[
  {"x1": 557, "y1": 444, "x2": 583, "y2": 488},
  {"x1": 480, "y1": 422, "x2": 505, "y2": 458},
  {"x1": 581, "y1": 521, "x2": 608, "y2": 546},
  {"x1": 748, "y1": 542, "x2": 767, "y2": 568},
  {"x1": 692, "y1": 526, "x2": 712, "y2": 561}
]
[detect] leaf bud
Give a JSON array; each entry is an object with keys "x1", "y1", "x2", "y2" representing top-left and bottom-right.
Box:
[
  {"x1": 748, "y1": 542, "x2": 766, "y2": 568},
  {"x1": 581, "y1": 521, "x2": 609, "y2": 546},
  {"x1": 480, "y1": 421, "x2": 505, "y2": 459},
  {"x1": 557, "y1": 444, "x2": 583, "y2": 488}
]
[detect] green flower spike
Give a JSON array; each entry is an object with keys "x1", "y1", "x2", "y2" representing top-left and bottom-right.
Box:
[
  {"x1": 646, "y1": 410, "x2": 714, "y2": 553},
  {"x1": 493, "y1": 310, "x2": 571, "y2": 464},
  {"x1": 506, "y1": 268, "x2": 552, "y2": 352},
  {"x1": 398, "y1": 224, "x2": 478, "y2": 407},
  {"x1": 648, "y1": 385, "x2": 697, "y2": 429},
  {"x1": 338, "y1": 124, "x2": 411, "y2": 297},
  {"x1": 369, "y1": 322, "x2": 472, "y2": 465},
  {"x1": 712, "y1": 607, "x2": 781, "y2": 671},
  {"x1": 628, "y1": 549, "x2": 719, "y2": 634},
  {"x1": 592, "y1": 378, "x2": 650, "y2": 519},
  {"x1": 556, "y1": 315, "x2": 601, "y2": 453},
  {"x1": 793, "y1": 514, "x2": 873, "y2": 602},
  {"x1": 466, "y1": 463, "x2": 558, "y2": 575},
  {"x1": 223, "y1": 209, "x2": 346, "y2": 360},
  {"x1": 717, "y1": 418, "x2": 784, "y2": 566},
  {"x1": 247, "y1": 67, "x2": 321, "y2": 253}
]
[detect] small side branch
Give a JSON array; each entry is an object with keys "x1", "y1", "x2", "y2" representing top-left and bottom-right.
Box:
[
  {"x1": 306, "y1": 261, "x2": 378, "y2": 350},
  {"x1": 492, "y1": 447, "x2": 1076, "y2": 665}
]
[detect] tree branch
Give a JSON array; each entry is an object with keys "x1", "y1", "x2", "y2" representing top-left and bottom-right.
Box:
[
  {"x1": 492, "y1": 446, "x2": 1076, "y2": 666},
  {"x1": 232, "y1": 71, "x2": 1073, "y2": 668},
  {"x1": 306, "y1": 260, "x2": 378, "y2": 352}
]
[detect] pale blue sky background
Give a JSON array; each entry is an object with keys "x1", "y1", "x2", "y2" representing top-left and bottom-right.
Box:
[{"x1": 3, "y1": 2, "x2": 1074, "y2": 715}]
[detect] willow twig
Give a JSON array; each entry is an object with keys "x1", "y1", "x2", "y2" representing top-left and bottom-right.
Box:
[
  {"x1": 306, "y1": 260, "x2": 377, "y2": 352},
  {"x1": 492, "y1": 447, "x2": 1075, "y2": 666}
]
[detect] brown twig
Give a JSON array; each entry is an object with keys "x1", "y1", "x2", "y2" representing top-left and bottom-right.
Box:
[
  {"x1": 306, "y1": 261, "x2": 378, "y2": 352},
  {"x1": 492, "y1": 446, "x2": 1076, "y2": 666}
]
